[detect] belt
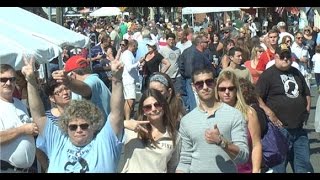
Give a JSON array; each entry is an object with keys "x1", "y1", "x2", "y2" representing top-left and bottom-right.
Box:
[{"x1": 0, "y1": 160, "x2": 30, "y2": 172}]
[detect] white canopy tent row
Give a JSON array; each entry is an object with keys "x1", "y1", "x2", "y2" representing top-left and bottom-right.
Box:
[
  {"x1": 89, "y1": 7, "x2": 122, "y2": 17},
  {"x1": 0, "y1": 7, "x2": 90, "y2": 75}
]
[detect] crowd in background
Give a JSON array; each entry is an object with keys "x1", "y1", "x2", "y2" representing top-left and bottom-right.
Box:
[{"x1": 1, "y1": 7, "x2": 320, "y2": 173}]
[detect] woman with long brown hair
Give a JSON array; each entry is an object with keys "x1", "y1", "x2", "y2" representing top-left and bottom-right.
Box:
[{"x1": 119, "y1": 89, "x2": 180, "y2": 173}]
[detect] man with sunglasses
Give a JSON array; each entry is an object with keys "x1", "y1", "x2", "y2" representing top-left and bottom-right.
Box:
[
  {"x1": 0, "y1": 64, "x2": 38, "y2": 173},
  {"x1": 256, "y1": 44, "x2": 313, "y2": 173},
  {"x1": 176, "y1": 67, "x2": 249, "y2": 173},
  {"x1": 291, "y1": 31, "x2": 311, "y2": 89}
]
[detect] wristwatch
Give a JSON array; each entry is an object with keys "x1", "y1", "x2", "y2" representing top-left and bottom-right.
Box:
[{"x1": 218, "y1": 134, "x2": 229, "y2": 149}]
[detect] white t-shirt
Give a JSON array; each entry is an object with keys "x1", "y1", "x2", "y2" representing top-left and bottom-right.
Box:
[
  {"x1": 176, "y1": 40, "x2": 192, "y2": 54},
  {"x1": 120, "y1": 49, "x2": 139, "y2": 85},
  {"x1": 312, "y1": 53, "x2": 320, "y2": 73},
  {"x1": 0, "y1": 98, "x2": 35, "y2": 168}
]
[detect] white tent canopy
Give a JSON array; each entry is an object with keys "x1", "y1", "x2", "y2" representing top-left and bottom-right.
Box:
[
  {"x1": 0, "y1": 7, "x2": 90, "y2": 70},
  {"x1": 182, "y1": 7, "x2": 241, "y2": 15},
  {"x1": 0, "y1": 7, "x2": 90, "y2": 48},
  {"x1": 0, "y1": 19, "x2": 61, "y2": 70},
  {"x1": 89, "y1": 7, "x2": 121, "y2": 17}
]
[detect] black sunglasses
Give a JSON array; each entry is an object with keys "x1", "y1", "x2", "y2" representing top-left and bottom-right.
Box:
[
  {"x1": 280, "y1": 53, "x2": 292, "y2": 60},
  {"x1": 194, "y1": 79, "x2": 215, "y2": 90},
  {"x1": 218, "y1": 86, "x2": 236, "y2": 92},
  {"x1": 0, "y1": 77, "x2": 16, "y2": 83},
  {"x1": 142, "y1": 102, "x2": 162, "y2": 113},
  {"x1": 120, "y1": 43, "x2": 126, "y2": 46},
  {"x1": 68, "y1": 123, "x2": 90, "y2": 131}
]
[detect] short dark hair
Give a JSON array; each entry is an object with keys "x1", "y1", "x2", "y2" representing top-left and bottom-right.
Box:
[
  {"x1": 228, "y1": 47, "x2": 242, "y2": 57},
  {"x1": 44, "y1": 77, "x2": 63, "y2": 96},
  {"x1": 191, "y1": 67, "x2": 215, "y2": 83},
  {"x1": 166, "y1": 32, "x2": 176, "y2": 40}
]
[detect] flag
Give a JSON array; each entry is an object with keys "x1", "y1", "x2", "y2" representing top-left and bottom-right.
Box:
[{"x1": 275, "y1": 7, "x2": 285, "y2": 16}]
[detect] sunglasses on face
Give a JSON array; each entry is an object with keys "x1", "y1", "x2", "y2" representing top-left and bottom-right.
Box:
[
  {"x1": 218, "y1": 86, "x2": 236, "y2": 92},
  {"x1": 120, "y1": 43, "x2": 126, "y2": 46},
  {"x1": 286, "y1": 40, "x2": 291, "y2": 43},
  {"x1": 0, "y1": 77, "x2": 16, "y2": 83},
  {"x1": 296, "y1": 37, "x2": 303, "y2": 40},
  {"x1": 68, "y1": 123, "x2": 90, "y2": 131},
  {"x1": 142, "y1": 102, "x2": 162, "y2": 113},
  {"x1": 279, "y1": 53, "x2": 292, "y2": 60},
  {"x1": 194, "y1": 79, "x2": 215, "y2": 90}
]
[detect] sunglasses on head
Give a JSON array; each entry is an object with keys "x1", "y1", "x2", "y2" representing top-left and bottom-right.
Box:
[
  {"x1": 142, "y1": 102, "x2": 162, "y2": 113},
  {"x1": 68, "y1": 123, "x2": 90, "y2": 131},
  {"x1": 218, "y1": 86, "x2": 236, "y2": 92},
  {"x1": 194, "y1": 79, "x2": 215, "y2": 90},
  {"x1": 0, "y1": 77, "x2": 16, "y2": 83}
]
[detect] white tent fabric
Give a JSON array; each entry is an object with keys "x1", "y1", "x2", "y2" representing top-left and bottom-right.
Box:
[
  {"x1": 0, "y1": 7, "x2": 90, "y2": 70},
  {"x1": 90, "y1": 7, "x2": 121, "y2": 17},
  {"x1": 182, "y1": 7, "x2": 241, "y2": 15},
  {"x1": 0, "y1": 24, "x2": 61, "y2": 70},
  {"x1": 0, "y1": 7, "x2": 90, "y2": 48}
]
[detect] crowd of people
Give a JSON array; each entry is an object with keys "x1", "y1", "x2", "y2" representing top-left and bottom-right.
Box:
[{"x1": 1, "y1": 10, "x2": 320, "y2": 173}]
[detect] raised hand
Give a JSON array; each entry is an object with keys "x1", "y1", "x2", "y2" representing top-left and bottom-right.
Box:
[
  {"x1": 21, "y1": 55, "x2": 36, "y2": 81},
  {"x1": 110, "y1": 58, "x2": 124, "y2": 80},
  {"x1": 51, "y1": 70, "x2": 69, "y2": 84}
]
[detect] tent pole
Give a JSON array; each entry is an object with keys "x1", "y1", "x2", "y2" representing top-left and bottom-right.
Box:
[{"x1": 192, "y1": 13, "x2": 194, "y2": 27}]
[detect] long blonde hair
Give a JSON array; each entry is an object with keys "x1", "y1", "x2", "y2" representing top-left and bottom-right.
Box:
[{"x1": 215, "y1": 70, "x2": 249, "y2": 119}]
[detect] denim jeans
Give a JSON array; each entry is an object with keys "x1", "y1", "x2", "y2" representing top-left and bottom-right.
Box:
[{"x1": 272, "y1": 127, "x2": 314, "y2": 173}]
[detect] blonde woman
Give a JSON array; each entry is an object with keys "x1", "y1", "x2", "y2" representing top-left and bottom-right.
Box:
[
  {"x1": 212, "y1": 71, "x2": 262, "y2": 173},
  {"x1": 281, "y1": 35, "x2": 293, "y2": 47},
  {"x1": 244, "y1": 46, "x2": 265, "y2": 85}
]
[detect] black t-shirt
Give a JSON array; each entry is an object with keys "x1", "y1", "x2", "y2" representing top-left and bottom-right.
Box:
[
  {"x1": 145, "y1": 53, "x2": 164, "y2": 77},
  {"x1": 250, "y1": 103, "x2": 267, "y2": 137},
  {"x1": 256, "y1": 66, "x2": 310, "y2": 129}
]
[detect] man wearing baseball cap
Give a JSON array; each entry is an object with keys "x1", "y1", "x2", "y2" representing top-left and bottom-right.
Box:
[
  {"x1": 256, "y1": 44, "x2": 313, "y2": 173},
  {"x1": 51, "y1": 55, "x2": 112, "y2": 118}
]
